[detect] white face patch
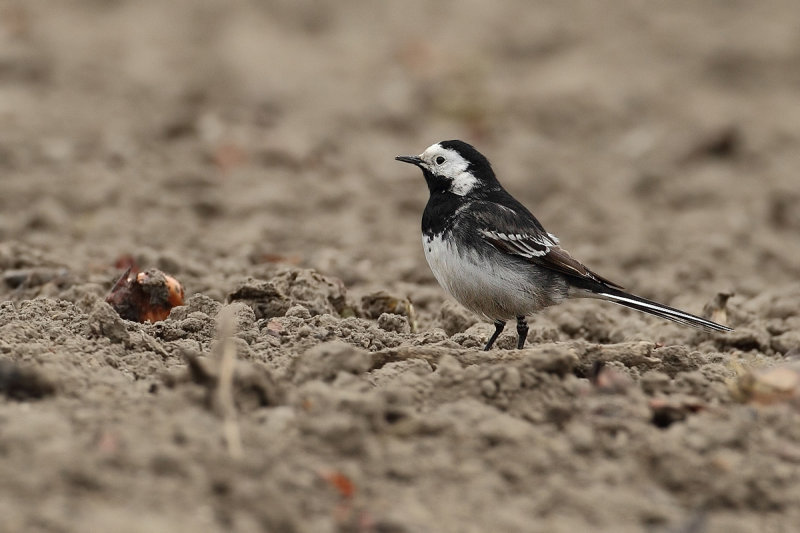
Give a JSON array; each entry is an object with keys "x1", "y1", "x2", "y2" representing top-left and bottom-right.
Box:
[{"x1": 418, "y1": 143, "x2": 478, "y2": 196}]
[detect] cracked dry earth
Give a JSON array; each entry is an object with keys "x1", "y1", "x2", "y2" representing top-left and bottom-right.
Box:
[{"x1": 3, "y1": 1, "x2": 800, "y2": 532}]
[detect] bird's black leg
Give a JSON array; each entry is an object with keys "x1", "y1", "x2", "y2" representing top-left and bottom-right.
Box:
[
  {"x1": 516, "y1": 316, "x2": 528, "y2": 349},
  {"x1": 484, "y1": 320, "x2": 506, "y2": 351}
]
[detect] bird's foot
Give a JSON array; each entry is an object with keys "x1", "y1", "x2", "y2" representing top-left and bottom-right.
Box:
[
  {"x1": 484, "y1": 320, "x2": 506, "y2": 351},
  {"x1": 516, "y1": 316, "x2": 528, "y2": 349}
]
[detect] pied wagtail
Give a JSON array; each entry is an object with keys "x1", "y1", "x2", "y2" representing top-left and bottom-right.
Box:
[{"x1": 396, "y1": 140, "x2": 732, "y2": 350}]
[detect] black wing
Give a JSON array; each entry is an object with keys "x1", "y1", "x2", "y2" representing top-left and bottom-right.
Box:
[{"x1": 470, "y1": 199, "x2": 625, "y2": 290}]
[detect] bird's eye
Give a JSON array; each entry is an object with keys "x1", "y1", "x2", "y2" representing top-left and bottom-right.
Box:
[{"x1": 435, "y1": 156, "x2": 445, "y2": 165}]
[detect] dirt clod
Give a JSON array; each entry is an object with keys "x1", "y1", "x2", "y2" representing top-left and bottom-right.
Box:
[
  {"x1": 0, "y1": 360, "x2": 55, "y2": 399},
  {"x1": 290, "y1": 340, "x2": 372, "y2": 383}
]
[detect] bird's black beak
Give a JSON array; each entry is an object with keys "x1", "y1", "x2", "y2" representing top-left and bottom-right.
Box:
[{"x1": 395, "y1": 155, "x2": 423, "y2": 167}]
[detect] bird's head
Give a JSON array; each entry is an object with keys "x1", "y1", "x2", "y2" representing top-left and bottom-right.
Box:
[{"x1": 396, "y1": 140, "x2": 498, "y2": 196}]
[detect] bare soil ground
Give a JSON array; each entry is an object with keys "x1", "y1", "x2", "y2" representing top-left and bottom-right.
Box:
[{"x1": 2, "y1": 1, "x2": 800, "y2": 532}]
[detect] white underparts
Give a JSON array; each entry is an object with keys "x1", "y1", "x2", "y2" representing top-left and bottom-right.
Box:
[{"x1": 422, "y1": 233, "x2": 554, "y2": 320}]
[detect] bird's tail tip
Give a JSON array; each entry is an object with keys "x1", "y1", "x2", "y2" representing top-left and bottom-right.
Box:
[{"x1": 597, "y1": 289, "x2": 733, "y2": 332}]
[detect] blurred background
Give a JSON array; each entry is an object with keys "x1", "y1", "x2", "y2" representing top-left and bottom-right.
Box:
[
  {"x1": 2, "y1": 0, "x2": 799, "y2": 302},
  {"x1": 3, "y1": 3, "x2": 800, "y2": 532}
]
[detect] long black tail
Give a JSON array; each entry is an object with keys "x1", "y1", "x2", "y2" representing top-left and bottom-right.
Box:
[{"x1": 594, "y1": 287, "x2": 732, "y2": 332}]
